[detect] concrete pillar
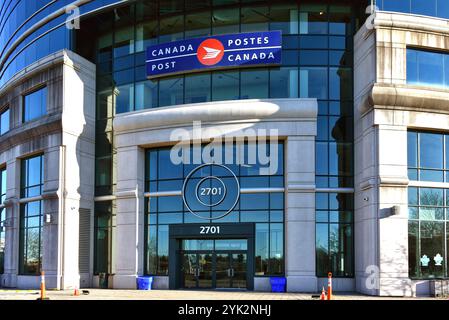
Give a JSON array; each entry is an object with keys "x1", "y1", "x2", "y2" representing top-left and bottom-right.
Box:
[
  {"x1": 114, "y1": 145, "x2": 145, "y2": 288},
  {"x1": 1, "y1": 158, "x2": 19, "y2": 287},
  {"x1": 285, "y1": 136, "x2": 317, "y2": 292},
  {"x1": 377, "y1": 125, "x2": 412, "y2": 296}
]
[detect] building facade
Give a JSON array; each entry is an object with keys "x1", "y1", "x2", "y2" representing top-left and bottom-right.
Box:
[{"x1": 0, "y1": 0, "x2": 447, "y2": 296}]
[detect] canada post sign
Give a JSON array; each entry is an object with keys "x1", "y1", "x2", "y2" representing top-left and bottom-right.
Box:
[{"x1": 146, "y1": 31, "x2": 282, "y2": 78}]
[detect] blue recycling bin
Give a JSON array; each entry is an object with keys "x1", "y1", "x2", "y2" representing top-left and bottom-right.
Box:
[
  {"x1": 270, "y1": 277, "x2": 286, "y2": 292},
  {"x1": 136, "y1": 276, "x2": 153, "y2": 290}
]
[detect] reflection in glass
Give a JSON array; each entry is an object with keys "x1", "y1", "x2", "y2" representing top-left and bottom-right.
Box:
[
  {"x1": 23, "y1": 87, "x2": 47, "y2": 123},
  {"x1": 300, "y1": 67, "x2": 328, "y2": 99},
  {"x1": 20, "y1": 201, "x2": 43, "y2": 275},
  {"x1": 185, "y1": 73, "x2": 211, "y2": 104},
  {"x1": 159, "y1": 77, "x2": 184, "y2": 107},
  {"x1": 270, "y1": 68, "x2": 298, "y2": 98},
  {"x1": 299, "y1": 4, "x2": 328, "y2": 35},
  {"x1": 0, "y1": 109, "x2": 10, "y2": 135},
  {"x1": 212, "y1": 72, "x2": 239, "y2": 101}
]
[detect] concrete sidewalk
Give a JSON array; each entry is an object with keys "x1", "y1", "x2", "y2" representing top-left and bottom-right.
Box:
[{"x1": 0, "y1": 289, "x2": 445, "y2": 300}]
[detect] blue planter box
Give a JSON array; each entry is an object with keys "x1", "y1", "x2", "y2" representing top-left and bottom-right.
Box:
[
  {"x1": 270, "y1": 277, "x2": 286, "y2": 293},
  {"x1": 136, "y1": 276, "x2": 154, "y2": 290}
]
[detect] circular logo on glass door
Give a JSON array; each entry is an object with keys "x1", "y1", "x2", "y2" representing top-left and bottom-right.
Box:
[{"x1": 182, "y1": 164, "x2": 240, "y2": 220}]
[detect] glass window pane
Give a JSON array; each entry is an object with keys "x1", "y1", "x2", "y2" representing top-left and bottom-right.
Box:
[
  {"x1": 299, "y1": 5, "x2": 328, "y2": 35},
  {"x1": 241, "y1": 70, "x2": 268, "y2": 99},
  {"x1": 300, "y1": 50, "x2": 328, "y2": 65},
  {"x1": 316, "y1": 223, "x2": 329, "y2": 276},
  {"x1": 157, "y1": 225, "x2": 169, "y2": 275},
  {"x1": 185, "y1": 11, "x2": 211, "y2": 39},
  {"x1": 419, "y1": 221, "x2": 444, "y2": 278},
  {"x1": 269, "y1": 223, "x2": 283, "y2": 275},
  {"x1": 269, "y1": 4, "x2": 298, "y2": 34},
  {"x1": 116, "y1": 83, "x2": 134, "y2": 114},
  {"x1": 212, "y1": 71, "x2": 239, "y2": 101},
  {"x1": 383, "y1": 0, "x2": 411, "y2": 12},
  {"x1": 24, "y1": 87, "x2": 47, "y2": 122},
  {"x1": 255, "y1": 223, "x2": 269, "y2": 275},
  {"x1": 408, "y1": 187, "x2": 418, "y2": 206},
  {"x1": 212, "y1": 8, "x2": 239, "y2": 35},
  {"x1": 146, "y1": 225, "x2": 157, "y2": 274},
  {"x1": 329, "y1": 5, "x2": 351, "y2": 36},
  {"x1": 316, "y1": 142, "x2": 328, "y2": 175},
  {"x1": 420, "y1": 188, "x2": 443, "y2": 206},
  {"x1": 159, "y1": 15, "x2": 184, "y2": 44},
  {"x1": 136, "y1": 21, "x2": 158, "y2": 53},
  {"x1": 159, "y1": 77, "x2": 184, "y2": 107},
  {"x1": 411, "y1": 0, "x2": 437, "y2": 17},
  {"x1": 300, "y1": 67, "x2": 328, "y2": 99},
  {"x1": 407, "y1": 131, "x2": 418, "y2": 168},
  {"x1": 114, "y1": 26, "x2": 134, "y2": 57},
  {"x1": 0, "y1": 109, "x2": 9, "y2": 135},
  {"x1": 135, "y1": 80, "x2": 158, "y2": 110},
  {"x1": 420, "y1": 133, "x2": 443, "y2": 169},
  {"x1": 185, "y1": 73, "x2": 211, "y2": 104},
  {"x1": 269, "y1": 67, "x2": 298, "y2": 98},
  {"x1": 241, "y1": 6, "x2": 269, "y2": 32},
  {"x1": 330, "y1": 67, "x2": 352, "y2": 101},
  {"x1": 437, "y1": 0, "x2": 449, "y2": 19}
]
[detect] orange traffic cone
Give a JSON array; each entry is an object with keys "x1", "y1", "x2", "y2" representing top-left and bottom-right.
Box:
[
  {"x1": 74, "y1": 286, "x2": 80, "y2": 296},
  {"x1": 37, "y1": 271, "x2": 49, "y2": 300},
  {"x1": 320, "y1": 287, "x2": 326, "y2": 300}
]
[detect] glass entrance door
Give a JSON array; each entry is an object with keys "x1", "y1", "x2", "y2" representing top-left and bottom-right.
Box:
[
  {"x1": 181, "y1": 253, "x2": 213, "y2": 289},
  {"x1": 198, "y1": 253, "x2": 213, "y2": 288},
  {"x1": 231, "y1": 253, "x2": 247, "y2": 289},
  {"x1": 215, "y1": 252, "x2": 247, "y2": 289},
  {"x1": 215, "y1": 253, "x2": 232, "y2": 289},
  {"x1": 180, "y1": 239, "x2": 248, "y2": 289},
  {"x1": 182, "y1": 253, "x2": 197, "y2": 289}
]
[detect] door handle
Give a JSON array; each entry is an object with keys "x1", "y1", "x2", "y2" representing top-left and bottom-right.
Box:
[
  {"x1": 227, "y1": 269, "x2": 231, "y2": 277},
  {"x1": 230, "y1": 268, "x2": 235, "y2": 277}
]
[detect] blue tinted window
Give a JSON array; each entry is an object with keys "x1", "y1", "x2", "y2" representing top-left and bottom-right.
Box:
[
  {"x1": 300, "y1": 67, "x2": 328, "y2": 99},
  {"x1": 0, "y1": 108, "x2": 9, "y2": 135},
  {"x1": 437, "y1": 0, "x2": 449, "y2": 19},
  {"x1": 420, "y1": 133, "x2": 443, "y2": 169},
  {"x1": 145, "y1": 144, "x2": 284, "y2": 276},
  {"x1": 407, "y1": 48, "x2": 449, "y2": 88},
  {"x1": 270, "y1": 68, "x2": 298, "y2": 98},
  {"x1": 382, "y1": 0, "x2": 411, "y2": 12},
  {"x1": 411, "y1": 0, "x2": 437, "y2": 16},
  {"x1": 381, "y1": 0, "x2": 449, "y2": 19},
  {"x1": 21, "y1": 153, "x2": 44, "y2": 214},
  {"x1": 23, "y1": 87, "x2": 47, "y2": 122},
  {"x1": 408, "y1": 131, "x2": 449, "y2": 182}
]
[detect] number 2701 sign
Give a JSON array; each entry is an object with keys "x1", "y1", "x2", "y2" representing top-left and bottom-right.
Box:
[{"x1": 200, "y1": 226, "x2": 220, "y2": 234}]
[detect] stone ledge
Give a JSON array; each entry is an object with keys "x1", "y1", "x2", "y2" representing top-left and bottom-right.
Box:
[
  {"x1": 114, "y1": 99, "x2": 318, "y2": 134},
  {"x1": 360, "y1": 83, "x2": 449, "y2": 115}
]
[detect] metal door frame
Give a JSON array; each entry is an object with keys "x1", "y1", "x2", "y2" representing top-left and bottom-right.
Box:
[{"x1": 169, "y1": 223, "x2": 255, "y2": 290}]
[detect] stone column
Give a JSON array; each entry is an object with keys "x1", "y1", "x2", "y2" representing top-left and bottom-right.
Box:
[
  {"x1": 2, "y1": 158, "x2": 19, "y2": 288},
  {"x1": 285, "y1": 135, "x2": 317, "y2": 292},
  {"x1": 42, "y1": 145, "x2": 62, "y2": 289},
  {"x1": 377, "y1": 124, "x2": 411, "y2": 296},
  {"x1": 114, "y1": 145, "x2": 145, "y2": 288}
]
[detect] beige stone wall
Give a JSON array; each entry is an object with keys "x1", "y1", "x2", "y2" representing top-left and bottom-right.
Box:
[
  {"x1": 354, "y1": 12, "x2": 449, "y2": 296},
  {"x1": 0, "y1": 50, "x2": 96, "y2": 290}
]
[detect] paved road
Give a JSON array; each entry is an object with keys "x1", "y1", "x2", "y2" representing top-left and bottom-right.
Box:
[{"x1": 0, "y1": 289, "x2": 445, "y2": 300}]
